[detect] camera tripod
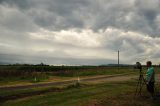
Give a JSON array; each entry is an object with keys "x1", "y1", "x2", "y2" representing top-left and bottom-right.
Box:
[{"x1": 135, "y1": 68, "x2": 147, "y2": 96}]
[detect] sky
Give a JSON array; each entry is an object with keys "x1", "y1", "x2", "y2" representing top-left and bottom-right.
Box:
[{"x1": 0, "y1": 0, "x2": 160, "y2": 65}]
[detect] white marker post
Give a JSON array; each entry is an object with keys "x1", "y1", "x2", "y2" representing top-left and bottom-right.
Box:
[{"x1": 78, "y1": 76, "x2": 80, "y2": 83}]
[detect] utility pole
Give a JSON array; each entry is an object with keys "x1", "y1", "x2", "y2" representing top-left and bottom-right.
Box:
[{"x1": 118, "y1": 50, "x2": 119, "y2": 70}]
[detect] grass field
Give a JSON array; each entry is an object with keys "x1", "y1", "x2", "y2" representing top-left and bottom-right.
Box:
[
  {"x1": 2, "y1": 80, "x2": 160, "y2": 106},
  {"x1": 1, "y1": 65, "x2": 160, "y2": 106},
  {"x1": 0, "y1": 66, "x2": 137, "y2": 86},
  {"x1": 1, "y1": 65, "x2": 159, "y2": 86}
]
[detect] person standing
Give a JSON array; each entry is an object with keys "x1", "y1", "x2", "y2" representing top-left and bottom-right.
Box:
[{"x1": 146, "y1": 61, "x2": 155, "y2": 98}]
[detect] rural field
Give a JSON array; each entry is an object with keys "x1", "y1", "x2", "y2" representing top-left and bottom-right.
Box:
[
  {"x1": 1, "y1": 0, "x2": 160, "y2": 106},
  {"x1": 0, "y1": 65, "x2": 160, "y2": 106}
]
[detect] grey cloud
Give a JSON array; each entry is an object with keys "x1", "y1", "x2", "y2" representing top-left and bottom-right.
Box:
[
  {"x1": 134, "y1": 0, "x2": 160, "y2": 36},
  {"x1": 0, "y1": 0, "x2": 89, "y2": 30},
  {"x1": 0, "y1": 3, "x2": 37, "y2": 32},
  {"x1": 1, "y1": 0, "x2": 160, "y2": 37},
  {"x1": 0, "y1": 0, "x2": 31, "y2": 9},
  {"x1": 1, "y1": 0, "x2": 160, "y2": 65}
]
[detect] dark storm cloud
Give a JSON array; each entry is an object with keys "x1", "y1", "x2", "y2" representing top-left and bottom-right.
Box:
[
  {"x1": 1, "y1": 0, "x2": 160, "y2": 36},
  {"x1": 0, "y1": 0, "x2": 89, "y2": 30},
  {"x1": 134, "y1": 0, "x2": 160, "y2": 37},
  {"x1": 0, "y1": 0, "x2": 31, "y2": 9}
]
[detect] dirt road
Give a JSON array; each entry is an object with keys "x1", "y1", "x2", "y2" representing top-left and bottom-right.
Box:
[{"x1": 0, "y1": 74, "x2": 137, "y2": 90}]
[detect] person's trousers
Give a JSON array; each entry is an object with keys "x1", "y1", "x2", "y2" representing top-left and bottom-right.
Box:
[{"x1": 147, "y1": 82, "x2": 154, "y2": 94}]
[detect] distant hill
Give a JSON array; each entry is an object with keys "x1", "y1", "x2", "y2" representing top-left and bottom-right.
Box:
[{"x1": 99, "y1": 64, "x2": 133, "y2": 66}]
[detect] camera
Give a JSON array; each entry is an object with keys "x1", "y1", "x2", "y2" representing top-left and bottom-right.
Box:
[{"x1": 135, "y1": 62, "x2": 142, "y2": 70}]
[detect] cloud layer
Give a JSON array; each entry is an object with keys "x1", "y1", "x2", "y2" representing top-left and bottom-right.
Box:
[{"x1": 0, "y1": 0, "x2": 160, "y2": 65}]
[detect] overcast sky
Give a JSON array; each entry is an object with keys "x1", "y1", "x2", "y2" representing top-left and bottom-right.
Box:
[{"x1": 0, "y1": 0, "x2": 160, "y2": 65}]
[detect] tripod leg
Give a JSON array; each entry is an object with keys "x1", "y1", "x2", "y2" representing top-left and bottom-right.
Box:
[
  {"x1": 138, "y1": 75, "x2": 145, "y2": 96},
  {"x1": 139, "y1": 76, "x2": 143, "y2": 95},
  {"x1": 135, "y1": 76, "x2": 141, "y2": 96},
  {"x1": 139, "y1": 75, "x2": 147, "y2": 96},
  {"x1": 135, "y1": 81, "x2": 139, "y2": 95}
]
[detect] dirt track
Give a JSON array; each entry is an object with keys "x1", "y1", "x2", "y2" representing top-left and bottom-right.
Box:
[
  {"x1": 1, "y1": 74, "x2": 160, "y2": 105},
  {"x1": 0, "y1": 74, "x2": 137, "y2": 90},
  {"x1": 0, "y1": 74, "x2": 138, "y2": 104}
]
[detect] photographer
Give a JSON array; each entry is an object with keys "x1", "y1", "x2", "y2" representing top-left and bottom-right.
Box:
[{"x1": 146, "y1": 61, "x2": 155, "y2": 98}]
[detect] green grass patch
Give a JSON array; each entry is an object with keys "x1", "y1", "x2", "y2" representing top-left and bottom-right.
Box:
[
  {"x1": 3, "y1": 80, "x2": 160, "y2": 106},
  {"x1": 0, "y1": 82, "x2": 83, "y2": 98},
  {"x1": 0, "y1": 67, "x2": 137, "y2": 86},
  {"x1": 0, "y1": 74, "x2": 49, "y2": 86},
  {"x1": 51, "y1": 67, "x2": 136, "y2": 77}
]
